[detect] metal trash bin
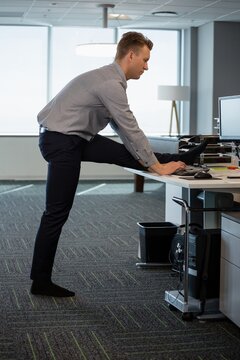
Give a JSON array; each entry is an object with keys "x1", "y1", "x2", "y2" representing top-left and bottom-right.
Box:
[{"x1": 137, "y1": 222, "x2": 178, "y2": 267}]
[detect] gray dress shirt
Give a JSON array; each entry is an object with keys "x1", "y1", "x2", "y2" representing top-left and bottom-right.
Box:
[{"x1": 37, "y1": 61, "x2": 157, "y2": 167}]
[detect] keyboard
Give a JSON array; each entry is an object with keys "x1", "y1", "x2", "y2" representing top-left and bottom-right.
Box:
[{"x1": 173, "y1": 165, "x2": 207, "y2": 176}]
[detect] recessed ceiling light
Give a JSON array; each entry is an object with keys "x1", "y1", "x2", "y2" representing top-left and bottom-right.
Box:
[{"x1": 152, "y1": 11, "x2": 178, "y2": 17}]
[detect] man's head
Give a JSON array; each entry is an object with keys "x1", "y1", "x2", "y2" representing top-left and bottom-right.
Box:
[{"x1": 115, "y1": 31, "x2": 153, "y2": 80}]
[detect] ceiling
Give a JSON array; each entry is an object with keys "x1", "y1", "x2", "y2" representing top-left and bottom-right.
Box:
[{"x1": 0, "y1": 0, "x2": 240, "y2": 30}]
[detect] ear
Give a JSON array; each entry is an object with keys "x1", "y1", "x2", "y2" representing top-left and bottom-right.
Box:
[{"x1": 128, "y1": 49, "x2": 135, "y2": 61}]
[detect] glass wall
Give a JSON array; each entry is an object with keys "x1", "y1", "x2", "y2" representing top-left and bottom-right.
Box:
[
  {"x1": 0, "y1": 26, "x2": 48, "y2": 135},
  {"x1": 51, "y1": 27, "x2": 115, "y2": 96},
  {"x1": 0, "y1": 26, "x2": 179, "y2": 135}
]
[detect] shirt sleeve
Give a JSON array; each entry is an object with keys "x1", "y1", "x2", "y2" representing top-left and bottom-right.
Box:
[{"x1": 96, "y1": 79, "x2": 158, "y2": 168}]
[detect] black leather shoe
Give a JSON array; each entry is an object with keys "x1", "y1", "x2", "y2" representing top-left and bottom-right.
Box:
[{"x1": 180, "y1": 139, "x2": 209, "y2": 165}]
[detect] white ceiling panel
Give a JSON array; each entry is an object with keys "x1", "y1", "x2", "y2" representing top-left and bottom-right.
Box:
[{"x1": 0, "y1": 0, "x2": 240, "y2": 28}]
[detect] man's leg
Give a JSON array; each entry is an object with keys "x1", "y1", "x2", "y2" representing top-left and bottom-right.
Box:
[
  {"x1": 154, "y1": 139, "x2": 208, "y2": 164},
  {"x1": 82, "y1": 135, "x2": 208, "y2": 167},
  {"x1": 30, "y1": 132, "x2": 85, "y2": 297},
  {"x1": 82, "y1": 134, "x2": 145, "y2": 169}
]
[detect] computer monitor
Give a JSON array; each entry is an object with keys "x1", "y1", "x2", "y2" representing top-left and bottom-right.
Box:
[{"x1": 219, "y1": 95, "x2": 240, "y2": 143}]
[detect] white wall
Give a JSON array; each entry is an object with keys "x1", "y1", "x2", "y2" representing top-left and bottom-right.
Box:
[
  {"x1": 197, "y1": 22, "x2": 214, "y2": 134},
  {"x1": 0, "y1": 136, "x2": 133, "y2": 180},
  {"x1": 196, "y1": 21, "x2": 240, "y2": 135},
  {"x1": 182, "y1": 27, "x2": 198, "y2": 135}
]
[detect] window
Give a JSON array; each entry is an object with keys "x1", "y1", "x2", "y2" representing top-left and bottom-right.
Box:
[
  {"x1": 51, "y1": 27, "x2": 115, "y2": 97},
  {"x1": 0, "y1": 26, "x2": 179, "y2": 135},
  {"x1": 0, "y1": 26, "x2": 48, "y2": 135},
  {"x1": 51, "y1": 27, "x2": 116, "y2": 134},
  {"x1": 118, "y1": 29, "x2": 179, "y2": 135}
]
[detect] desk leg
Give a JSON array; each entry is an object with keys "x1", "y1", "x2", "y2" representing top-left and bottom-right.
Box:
[
  {"x1": 134, "y1": 174, "x2": 144, "y2": 192},
  {"x1": 165, "y1": 184, "x2": 203, "y2": 226},
  {"x1": 165, "y1": 184, "x2": 184, "y2": 225}
]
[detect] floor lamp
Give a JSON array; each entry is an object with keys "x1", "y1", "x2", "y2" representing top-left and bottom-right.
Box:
[{"x1": 158, "y1": 85, "x2": 190, "y2": 135}]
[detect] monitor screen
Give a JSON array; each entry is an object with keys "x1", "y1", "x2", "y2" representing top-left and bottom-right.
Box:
[{"x1": 219, "y1": 95, "x2": 240, "y2": 142}]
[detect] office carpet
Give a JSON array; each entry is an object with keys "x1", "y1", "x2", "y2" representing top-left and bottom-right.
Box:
[{"x1": 0, "y1": 180, "x2": 240, "y2": 360}]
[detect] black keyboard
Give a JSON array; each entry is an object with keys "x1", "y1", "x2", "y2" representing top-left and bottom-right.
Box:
[{"x1": 173, "y1": 166, "x2": 206, "y2": 176}]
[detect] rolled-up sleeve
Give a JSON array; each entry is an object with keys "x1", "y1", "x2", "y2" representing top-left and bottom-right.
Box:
[{"x1": 96, "y1": 79, "x2": 158, "y2": 168}]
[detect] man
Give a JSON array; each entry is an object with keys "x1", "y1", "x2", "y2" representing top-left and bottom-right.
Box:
[{"x1": 30, "y1": 31, "x2": 207, "y2": 297}]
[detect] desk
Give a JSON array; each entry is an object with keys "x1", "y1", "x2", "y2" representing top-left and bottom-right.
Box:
[
  {"x1": 125, "y1": 167, "x2": 240, "y2": 228},
  {"x1": 220, "y1": 212, "x2": 240, "y2": 327},
  {"x1": 125, "y1": 167, "x2": 240, "y2": 319}
]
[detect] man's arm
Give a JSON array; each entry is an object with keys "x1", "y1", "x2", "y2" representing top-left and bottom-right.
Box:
[
  {"x1": 98, "y1": 80, "x2": 158, "y2": 167},
  {"x1": 98, "y1": 79, "x2": 186, "y2": 174}
]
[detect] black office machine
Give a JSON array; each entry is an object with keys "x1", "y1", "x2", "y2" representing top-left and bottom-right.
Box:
[{"x1": 165, "y1": 197, "x2": 224, "y2": 321}]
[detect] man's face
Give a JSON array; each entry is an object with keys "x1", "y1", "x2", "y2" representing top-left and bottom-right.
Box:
[{"x1": 126, "y1": 45, "x2": 150, "y2": 80}]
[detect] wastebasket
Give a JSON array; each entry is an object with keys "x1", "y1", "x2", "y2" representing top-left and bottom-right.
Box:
[{"x1": 137, "y1": 222, "x2": 178, "y2": 266}]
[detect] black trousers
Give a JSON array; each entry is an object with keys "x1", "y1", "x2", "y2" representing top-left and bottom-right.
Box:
[{"x1": 30, "y1": 131, "x2": 183, "y2": 281}]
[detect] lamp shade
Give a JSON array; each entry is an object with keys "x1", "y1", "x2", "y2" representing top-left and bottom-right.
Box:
[{"x1": 158, "y1": 85, "x2": 190, "y2": 101}]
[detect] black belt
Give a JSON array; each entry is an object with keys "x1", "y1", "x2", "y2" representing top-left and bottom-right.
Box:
[
  {"x1": 39, "y1": 127, "x2": 94, "y2": 142},
  {"x1": 39, "y1": 126, "x2": 48, "y2": 134}
]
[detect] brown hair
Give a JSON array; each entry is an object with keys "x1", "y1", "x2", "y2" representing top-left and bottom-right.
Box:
[{"x1": 115, "y1": 31, "x2": 153, "y2": 60}]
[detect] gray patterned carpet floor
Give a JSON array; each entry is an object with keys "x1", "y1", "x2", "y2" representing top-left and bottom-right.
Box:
[{"x1": 0, "y1": 180, "x2": 240, "y2": 360}]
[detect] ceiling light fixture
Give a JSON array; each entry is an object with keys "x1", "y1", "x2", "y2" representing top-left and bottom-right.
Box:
[
  {"x1": 108, "y1": 14, "x2": 132, "y2": 20},
  {"x1": 152, "y1": 11, "x2": 178, "y2": 17},
  {"x1": 75, "y1": 43, "x2": 117, "y2": 57},
  {"x1": 76, "y1": 4, "x2": 117, "y2": 57}
]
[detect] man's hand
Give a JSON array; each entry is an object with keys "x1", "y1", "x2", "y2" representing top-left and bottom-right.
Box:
[{"x1": 148, "y1": 161, "x2": 186, "y2": 175}]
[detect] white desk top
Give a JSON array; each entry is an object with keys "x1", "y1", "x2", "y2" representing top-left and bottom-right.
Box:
[{"x1": 125, "y1": 167, "x2": 240, "y2": 191}]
